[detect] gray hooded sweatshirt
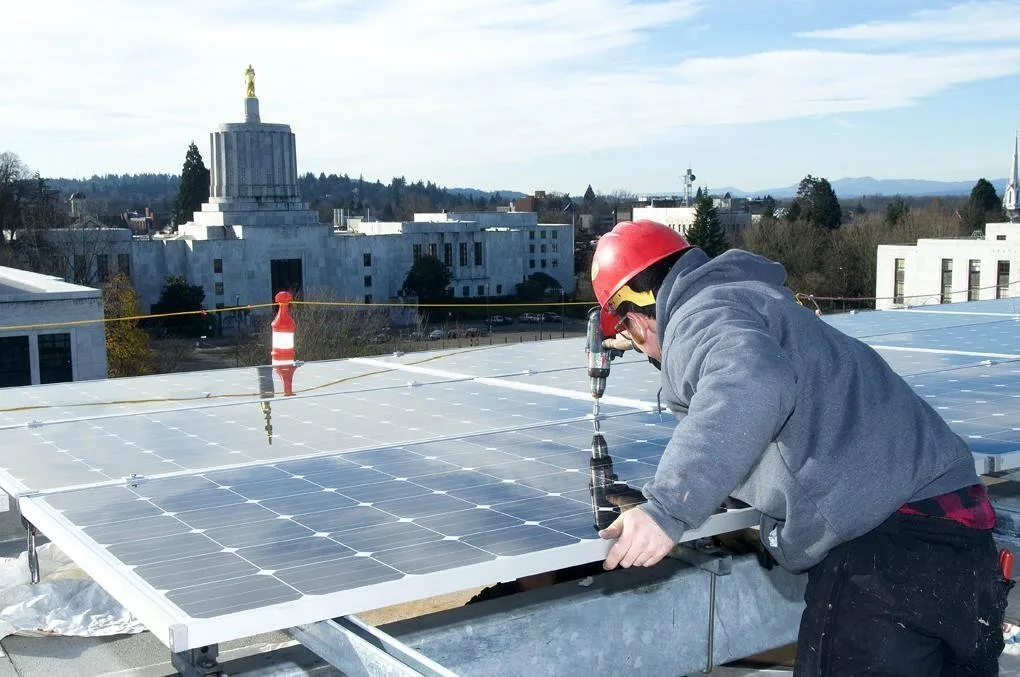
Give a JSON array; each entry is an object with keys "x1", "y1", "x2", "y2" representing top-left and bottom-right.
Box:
[{"x1": 641, "y1": 247, "x2": 980, "y2": 573}]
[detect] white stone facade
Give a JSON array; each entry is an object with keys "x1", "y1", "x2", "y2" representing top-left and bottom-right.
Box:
[
  {"x1": 875, "y1": 224, "x2": 1020, "y2": 309},
  {"x1": 0, "y1": 267, "x2": 107, "y2": 386}
]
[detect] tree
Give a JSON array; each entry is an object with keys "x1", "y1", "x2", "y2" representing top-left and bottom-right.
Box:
[
  {"x1": 760, "y1": 195, "x2": 776, "y2": 219},
  {"x1": 685, "y1": 195, "x2": 729, "y2": 257},
  {"x1": 515, "y1": 272, "x2": 558, "y2": 301},
  {"x1": 102, "y1": 274, "x2": 155, "y2": 377},
  {"x1": 792, "y1": 175, "x2": 841, "y2": 230},
  {"x1": 583, "y1": 184, "x2": 597, "y2": 204},
  {"x1": 402, "y1": 255, "x2": 452, "y2": 305},
  {"x1": 885, "y1": 196, "x2": 910, "y2": 226},
  {"x1": 150, "y1": 275, "x2": 208, "y2": 337},
  {"x1": 960, "y1": 178, "x2": 1006, "y2": 233},
  {"x1": 171, "y1": 142, "x2": 210, "y2": 228}
]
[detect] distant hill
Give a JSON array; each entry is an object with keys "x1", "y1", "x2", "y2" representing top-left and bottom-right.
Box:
[
  {"x1": 713, "y1": 177, "x2": 1010, "y2": 199},
  {"x1": 447, "y1": 187, "x2": 527, "y2": 200}
]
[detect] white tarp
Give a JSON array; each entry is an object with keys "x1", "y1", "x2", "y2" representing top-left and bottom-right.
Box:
[{"x1": 0, "y1": 543, "x2": 143, "y2": 638}]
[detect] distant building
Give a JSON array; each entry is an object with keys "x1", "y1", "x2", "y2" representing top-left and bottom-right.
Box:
[
  {"x1": 875, "y1": 138, "x2": 1020, "y2": 309},
  {"x1": 0, "y1": 267, "x2": 107, "y2": 387},
  {"x1": 39, "y1": 86, "x2": 575, "y2": 319}
]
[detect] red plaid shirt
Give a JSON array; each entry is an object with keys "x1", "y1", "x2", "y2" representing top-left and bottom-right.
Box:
[{"x1": 898, "y1": 483, "x2": 995, "y2": 530}]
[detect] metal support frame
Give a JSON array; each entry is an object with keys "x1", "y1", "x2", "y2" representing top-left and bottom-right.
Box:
[
  {"x1": 21, "y1": 517, "x2": 39, "y2": 585},
  {"x1": 671, "y1": 542, "x2": 733, "y2": 673},
  {"x1": 170, "y1": 645, "x2": 221, "y2": 677},
  {"x1": 288, "y1": 615, "x2": 456, "y2": 677}
]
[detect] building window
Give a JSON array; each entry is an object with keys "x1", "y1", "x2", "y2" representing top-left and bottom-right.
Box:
[
  {"x1": 540, "y1": 230, "x2": 547, "y2": 239},
  {"x1": 530, "y1": 260, "x2": 536, "y2": 269},
  {"x1": 541, "y1": 259, "x2": 547, "y2": 268},
  {"x1": 462, "y1": 285, "x2": 469, "y2": 297},
  {"x1": 459, "y1": 243, "x2": 468, "y2": 266},
  {"x1": 117, "y1": 253, "x2": 130, "y2": 277},
  {"x1": 998, "y1": 235, "x2": 1007, "y2": 241},
  {"x1": 496, "y1": 284, "x2": 502, "y2": 295},
  {"x1": 215, "y1": 302, "x2": 224, "y2": 309},
  {"x1": 529, "y1": 244, "x2": 535, "y2": 254},
  {"x1": 540, "y1": 244, "x2": 546, "y2": 253},
  {"x1": 214, "y1": 282, "x2": 224, "y2": 296},
  {"x1": 0, "y1": 336, "x2": 31, "y2": 387},
  {"x1": 427, "y1": 243, "x2": 437, "y2": 258},
  {"x1": 968, "y1": 259, "x2": 981, "y2": 301},
  {"x1": 529, "y1": 231, "x2": 535, "y2": 240},
  {"x1": 552, "y1": 231, "x2": 558, "y2": 239},
  {"x1": 444, "y1": 243, "x2": 452, "y2": 267},
  {"x1": 474, "y1": 242, "x2": 483, "y2": 266},
  {"x1": 363, "y1": 253, "x2": 372, "y2": 267},
  {"x1": 97, "y1": 254, "x2": 110, "y2": 282},
  {"x1": 477, "y1": 285, "x2": 485, "y2": 296},
  {"x1": 364, "y1": 295, "x2": 372, "y2": 304},
  {"x1": 552, "y1": 259, "x2": 559, "y2": 268},
  {"x1": 551, "y1": 244, "x2": 558, "y2": 253},
  {"x1": 893, "y1": 258, "x2": 905, "y2": 305},
  {"x1": 998, "y1": 261, "x2": 1010, "y2": 299},
  {"x1": 364, "y1": 275, "x2": 372, "y2": 288},
  {"x1": 38, "y1": 333, "x2": 72, "y2": 384},
  {"x1": 213, "y1": 258, "x2": 223, "y2": 274},
  {"x1": 412, "y1": 244, "x2": 422, "y2": 261},
  {"x1": 941, "y1": 259, "x2": 953, "y2": 304}
]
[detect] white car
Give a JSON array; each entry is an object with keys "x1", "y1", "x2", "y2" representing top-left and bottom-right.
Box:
[{"x1": 428, "y1": 329, "x2": 444, "y2": 340}]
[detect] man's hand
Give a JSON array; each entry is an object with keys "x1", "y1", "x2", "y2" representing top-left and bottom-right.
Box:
[
  {"x1": 599, "y1": 506, "x2": 676, "y2": 570},
  {"x1": 602, "y1": 335, "x2": 634, "y2": 353}
]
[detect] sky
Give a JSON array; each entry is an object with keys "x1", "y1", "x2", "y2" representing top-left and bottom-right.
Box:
[{"x1": 3, "y1": 0, "x2": 1020, "y2": 196}]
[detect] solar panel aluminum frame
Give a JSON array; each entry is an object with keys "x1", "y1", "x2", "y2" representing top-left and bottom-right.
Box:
[{"x1": 17, "y1": 492, "x2": 758, "y2": 652}]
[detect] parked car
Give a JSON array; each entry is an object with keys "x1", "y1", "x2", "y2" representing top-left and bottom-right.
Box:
[
  {"x1": 409, "y1": 331, "x2": 425, "y2": 340},
  {"x1": 428, "y1": 329, "x2": 444, "y2": 340},
  {"x1": 486, "y1": 315, "x2": 512, "y2": 326},
  {"x1": 462, "y1": 327, "x2": 486, "y2": 337},
  {"x1": 518, "y1": 312, "x2": 543, "y2": 323},
  {"x1": 541, "y1": 312, "x2": 562, "y2": 322}
]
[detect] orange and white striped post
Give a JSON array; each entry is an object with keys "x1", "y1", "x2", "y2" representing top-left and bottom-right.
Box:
[{"x1": 271, "y1": 291, "x2": 297, "y2": 395}]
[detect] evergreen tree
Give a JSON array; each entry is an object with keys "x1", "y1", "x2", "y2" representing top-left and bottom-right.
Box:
[
  {"x1": 102, "y1": 274, "x2": 155, "y2": 377},
  {"x1": 886, "y1": 196, "x2": 910, "y2": 225},
  {"x1": 961, "y1": 178, "x2": 1006, "y2": 233},
  {"x1": 171, "y1": 142, "x2": 210, "y2": 228},
  {"x1": 583, "y1": 184, "x2": 597, "y2": 203},
  {"x1": 685, "y1": 195, "x2": 729, "y2": 258},
  {"x1": 792, "y1": 175, "x2": 841, "y2": 230},
  {"x1": 402, "y1": 255, "x2": 452, "y2": 304},
  {"x1": 150, "y1": 275, "x2": 208, "y2": 337}
]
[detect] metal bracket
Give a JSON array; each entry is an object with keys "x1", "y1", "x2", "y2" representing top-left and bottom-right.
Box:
[
  {"x1": 289, "y1": 615, "x2": 456, "y2": 677},
  {"x1": 670, "y1": 543, "x2": 734, "y2": 673},
  {"x1": 170, "y1": 644, "x2": 220, "y2": 677},
  {"x1": 21, "y1": 517, "x2": 39, "y2": 585}
]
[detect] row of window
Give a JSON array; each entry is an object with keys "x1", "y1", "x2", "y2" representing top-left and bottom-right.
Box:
[
  {"x1": 454, "y1": 284, "x2": 504, "y2": 298},
  {"x1": 529, "y1": 244, "x2": 558, "y2": 254},
  {"x1": 530, "y1": 259, "x2": 558, "y2": 269},
  {"x1": 529, "y1": 230, "x2": 558, "y2": 240},
  {"x1": 893, "y1": 258, "x2": 1012, "y2": 305},
  {"x1": 412, "y1": 242, "x2": 484, "y2": 267}
]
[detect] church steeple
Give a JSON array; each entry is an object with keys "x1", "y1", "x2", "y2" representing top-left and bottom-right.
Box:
[{"x1": 1005, "y1": 134, "x2": 1020, "y2": 222}]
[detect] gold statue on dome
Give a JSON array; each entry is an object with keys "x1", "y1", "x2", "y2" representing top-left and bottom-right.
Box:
[{"x1": 245, "y1": 64, "x2": 256, "y2": 98}]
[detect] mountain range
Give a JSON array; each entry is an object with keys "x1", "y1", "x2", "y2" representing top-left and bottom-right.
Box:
[{"x1": 711, "y1": 177, "x2": 1010, "y2": 200}]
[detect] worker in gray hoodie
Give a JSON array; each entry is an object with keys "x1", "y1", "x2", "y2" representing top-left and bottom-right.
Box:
[{"x1": 591, "y1": 219, "x2": 1010, "y2": 676}]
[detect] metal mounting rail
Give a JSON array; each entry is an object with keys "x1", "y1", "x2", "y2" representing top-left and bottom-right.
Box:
[{"x1": 288, "y1": 615, "x2": 457, "y2": 677}]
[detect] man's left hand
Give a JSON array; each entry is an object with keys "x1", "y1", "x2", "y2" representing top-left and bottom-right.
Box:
[{"x1": 599, "y1": 506, "x2": 675, "y2": 569}]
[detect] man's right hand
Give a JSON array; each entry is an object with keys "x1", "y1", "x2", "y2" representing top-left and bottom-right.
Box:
[{"x1": 602, "y1": 335, "x2": 634, "y2": 352}]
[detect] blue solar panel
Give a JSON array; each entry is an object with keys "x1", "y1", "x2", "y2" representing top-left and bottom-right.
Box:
[{"x1": 38, "y1": 412, "x2": 668, "y2": 619}]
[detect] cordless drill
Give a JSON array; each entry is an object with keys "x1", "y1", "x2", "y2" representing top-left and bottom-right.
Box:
[{"x1": 586, "y1": 307, "x2": 616, "y2": 422}]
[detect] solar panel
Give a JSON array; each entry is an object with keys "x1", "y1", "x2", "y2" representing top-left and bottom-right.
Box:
[
  {"x1": 20, "y1": 410, "x2": 757, "y2": 650},
  {"x1": 8, "y1": 301, "x2": 1020, "y2": 652}
]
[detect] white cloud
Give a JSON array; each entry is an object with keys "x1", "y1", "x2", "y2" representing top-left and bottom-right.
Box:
[
  {"x1": 797, "y1": 1, "x2": 1020, "y2": 43},
  {"x1": 2, "y1": 0, "x2": 1019, "y2": 190}
]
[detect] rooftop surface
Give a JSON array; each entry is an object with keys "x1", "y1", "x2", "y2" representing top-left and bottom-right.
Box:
[{"x1": 3, "y1": 300, "x2": 1020, "y2": 673}]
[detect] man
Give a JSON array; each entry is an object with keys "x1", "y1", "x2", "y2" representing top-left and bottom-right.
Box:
[{"x1": 591, "y1": 219, "x2": 1010, "y2": 675}]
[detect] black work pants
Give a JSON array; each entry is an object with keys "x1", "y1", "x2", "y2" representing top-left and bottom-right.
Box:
[{"x1": 794, "y1": 512, "x2": 1011, "y2": 676}]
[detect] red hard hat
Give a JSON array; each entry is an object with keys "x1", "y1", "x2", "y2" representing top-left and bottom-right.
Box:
[{"x1": 591, "y1": 220, "x2": 691, "y2": 315}]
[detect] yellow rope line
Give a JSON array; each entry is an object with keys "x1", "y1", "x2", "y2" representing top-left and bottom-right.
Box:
[{"x1": 0, "y1": 300, "x2": 591, "y2": 332}]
